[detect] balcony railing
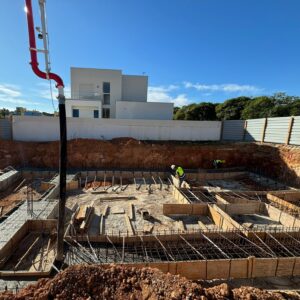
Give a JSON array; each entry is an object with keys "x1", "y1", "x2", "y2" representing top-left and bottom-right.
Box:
[{"x1": 68, "y1": 93, "x2": 102, "y2": 101}]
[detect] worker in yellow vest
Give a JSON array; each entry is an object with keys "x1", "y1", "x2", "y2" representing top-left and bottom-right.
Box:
[
  {"x1": 213, "y1": 159, "x2": 226, "y2": 169},
  {"x1": 171, "y1": 165, "x2": 186, "y2": 188}
]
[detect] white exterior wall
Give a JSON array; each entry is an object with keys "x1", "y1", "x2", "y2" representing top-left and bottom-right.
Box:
[
  {"x1": 12, "y1": 116, "x2": 221, "y2": 142},
  {"x1": 65, "y1": 99, "x2": 102, "y2": 118},
  {"x1": 121, "y1": 75, "x2": 148, "y2": 102},
  {"x1": 116, "y1": 101, "x2": 173, "y2": 120},
  {"x1": 71, "y1": 67, "x2": 122, "y2": 118}
]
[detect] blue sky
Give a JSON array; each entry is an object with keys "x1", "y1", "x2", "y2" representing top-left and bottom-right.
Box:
[{"x1": 1, "y1": 0, "x2": 300, "y2": 112}]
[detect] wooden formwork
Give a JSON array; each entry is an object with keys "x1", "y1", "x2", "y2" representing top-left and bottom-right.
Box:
[
  {"x1": 267, "y1": 191, "x2": 300, "y2": 216},
  {"x1": 196, "y1": 171, "x2": 246, "y2": 181},
  {"x1": 67, "y1": 180, "x2": 79, "y2": 190},
  {"x1": 163, "y1": 203, "x2": 208, "y2": 215},
  {"x1": 172, "y1": 185, "x2": 190, "y2": 204},
  {"x1": 0, "y1": 219, "x2": 57, "y2": 278},
  {"x1": 97, "y1": 255, "x2": 299, "y2": 280}
]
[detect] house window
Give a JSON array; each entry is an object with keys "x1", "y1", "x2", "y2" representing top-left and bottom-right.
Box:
[
  {"x1": 103, "y1": 82, "x2": 110, "y2": 94},
  {"x1": 94, "y1": 110, "x2": 99, "y2": 118},
  {"x1": 102, "y1": 108, "x2": 110, "y2": 118},
  {"x1": 72, "y1": 109, "x2": 79, "y2": 118},
  {"x1": 103, "y1": 94, "x2": 110, "y2": 105}
]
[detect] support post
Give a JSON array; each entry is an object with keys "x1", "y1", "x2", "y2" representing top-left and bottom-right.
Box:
[
  {"x1": 220, "y1": 120, "x2": 224, "y2": 141},
  {"x1": 243, "y1": 120, "x2": 247, "y2": 141},
  {"x1": 286, "y1": 116, "x2": 294, "y2": 145},
  {"x1": 261, "y1": 118, "x2": 267, "y2": 143}
]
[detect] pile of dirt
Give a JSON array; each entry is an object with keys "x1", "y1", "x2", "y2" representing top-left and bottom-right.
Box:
[{"x1": 0, "y1": 265, "x2": 287, "y2": 300}]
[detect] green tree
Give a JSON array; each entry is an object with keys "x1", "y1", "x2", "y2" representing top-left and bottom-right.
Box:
[
  {"x1": 184, "y1": 102, "x2": 217, "y2": 120},
  {"x1": 216, "y1": 97, "x2": 251, "y2": 120},
  {"x1": 0, "y1": 108, "x2": 10, "y2": 118},
  {"x1": 241, "y1": 96, "x2": 275, "y2": 119},
  {"x1": 174, "y1": 105, "x2": 188, "y2": 120},
  {"x1": 289, "y1": 100, "x2": 300, "y2": 116}
]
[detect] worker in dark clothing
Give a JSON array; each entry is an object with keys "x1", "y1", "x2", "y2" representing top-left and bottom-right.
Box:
[
  {"x1": 213, "y1": 159, "x2": 226, "y2": 169},
  {"x1": 171, "y1": 165, "x2": 186, "y2": 188}
]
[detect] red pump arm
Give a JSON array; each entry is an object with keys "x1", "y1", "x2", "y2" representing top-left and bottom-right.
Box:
[{"x1": 25, "y1": 0, "x2": 64, "y2": 88}]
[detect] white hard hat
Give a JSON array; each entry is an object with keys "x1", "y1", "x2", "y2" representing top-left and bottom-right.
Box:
[{"x1": 171, "y1": 165, "x2": 176, "y2": 170}]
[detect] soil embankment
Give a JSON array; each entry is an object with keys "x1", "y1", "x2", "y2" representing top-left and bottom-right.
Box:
[{"x1": 0, "y1": 139, "x2": 299, "y2": 187}]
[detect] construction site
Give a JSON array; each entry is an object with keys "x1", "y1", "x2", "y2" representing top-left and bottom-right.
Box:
[
  {"x1": 0, "y1": 139, "x2": 299, "y2": 299},
  {"x1": 0, "y1": 0, "x2": 300, "y2": 299}
]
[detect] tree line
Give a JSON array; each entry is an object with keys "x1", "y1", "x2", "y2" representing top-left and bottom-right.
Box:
[
  {"x1": 0, "y1": 107, "x2": 55, "y2": 118},
  {"x1": 173, "y1": 93, "x2": 300, "y2": 120}
]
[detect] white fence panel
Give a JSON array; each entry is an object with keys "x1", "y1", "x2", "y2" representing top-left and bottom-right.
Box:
[
  {"x1": 245, "y1": 118, "x2": 265, "y2": 141},
  {"x1": 12, "y1": 116, "x2": 222, "y2": 142},
  {"x1": 264, "y1": 117, "x2": 291, "y2": 144},
  {"x1": 290, "y1": 116, "x2": 300, "y2": 145}
]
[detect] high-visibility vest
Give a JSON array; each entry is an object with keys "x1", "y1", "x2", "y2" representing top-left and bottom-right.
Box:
[
  {"x1": 214, "y1": 160, "x2": 225, "y2": 164},
  {"x1": 176, "y1": 166, "x2": 185, "y2": 177}
]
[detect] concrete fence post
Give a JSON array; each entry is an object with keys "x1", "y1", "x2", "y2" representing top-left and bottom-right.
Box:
[
  {"x1": 261, "y1": 118, "x2": 268, "y2": 143},
  {"x1": 286, "y1": 116, "x2": 294, "y2": 145},
  {"x1": 219, "y1": 120, "x2": 224, "y2": 141},
  {"x1": 243, "y1": 120, "x2": 248, "y2": 141}
]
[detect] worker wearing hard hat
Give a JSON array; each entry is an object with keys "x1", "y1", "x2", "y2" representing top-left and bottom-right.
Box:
[
  {"x1": 171, "y1": 165, "x2": 186, "y2": 188},
  {"x1": 213, "y1": 160, "x2": 226, "y2": 169}
]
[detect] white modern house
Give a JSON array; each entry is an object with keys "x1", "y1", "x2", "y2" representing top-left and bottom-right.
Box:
[{"x1": 65, "y1": 67, "x2": 174, "y2": 120}]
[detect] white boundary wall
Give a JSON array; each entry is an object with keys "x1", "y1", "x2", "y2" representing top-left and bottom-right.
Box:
[{"x1": 12, "y1": 116, "x2": 221, "y2": 142}]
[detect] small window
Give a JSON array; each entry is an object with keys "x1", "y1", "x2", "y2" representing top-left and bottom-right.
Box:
[
  {"x1": 103, "y1": 82, "x2": 110, "y2": 94},
  {"x1": 72, "y1": 109, "x2": 79, "y2": 118},
  {"x1": 103, "y1": 94, "x2": 110, "y2": 105},
  {"x1": 94, "y1": 110, "x2": 99, "y2": 118},
  {"x1": 102, "y1": 108, "x2": 110, "y2": 118}
]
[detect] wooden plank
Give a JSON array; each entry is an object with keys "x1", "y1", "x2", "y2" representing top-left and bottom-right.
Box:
[
  {"x1": 163, "y1": 204, "x2": 192, "y2": 215},
  {"x1": 176, "y1": 261, "x2": 206, "y2": 280},
  {"x1": 75, "y1": 206, "x2": 87, "y2": 222},
  {"x1": 79, "y1": 207, "x2": 94, "y2": 232},
  {"x1": 192, "y1": 204, "x2": 208, "y2": 215},
  {"x1": 102, "y1": 205, "x2": 109, "y2": 217},
  {"x1": 230, "y1": 259, "x2": 248, "y2": 279},
  {"x1": 276, "y1": 258, "x2": 296, "y2": 277},
  {"x1": 128, "y1": 203, "x2": 134, "y2": 220},
  {"x1": 198, "y1": 221, "x2": 207, "y2": 230},
  {"x1": 100, "y1": 196, "x2": 136, "y2": 201},
  {"x1": 207, "y1": 259, "x2": 230, "y2": 280},
  {"x1": 293, "y1": 258, "x2": 300, "y2": 276},
  {"x1": 252, "y1": 258, "x2": 277, "y2": 278},
  {"x1": 124, "y1": 214, "x2": 135, "y2": 235}
]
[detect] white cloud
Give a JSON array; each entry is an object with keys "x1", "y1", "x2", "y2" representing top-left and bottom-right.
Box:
[
  {"x1": 184, "y1": 82, "x2": 261, "y2": 93},
  {"x1": 0, "y1": 84, "x2": 22, "y2": 98},
  {"x1": 148, "y1": 86, "x2": 190, "y2": 106},
  {"x1": 0, "y1": 83, "x2": 41, "y2": 108},
  {"x1": 148, "y1": 85, "x2": 179, "y2": 93},
  {"x1": 0, "y1": 96, "x2": 40, "y2": 106}
]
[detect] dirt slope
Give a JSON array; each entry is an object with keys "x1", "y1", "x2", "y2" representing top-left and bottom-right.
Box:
[
  {"x1": 0, "y1": 139, "x2": 299, "y2": 187},
  {"x1": 0, "y1": 265, "x2": 290, "y2": 300}
]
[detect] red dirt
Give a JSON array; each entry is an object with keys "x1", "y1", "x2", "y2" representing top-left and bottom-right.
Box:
[
  {"x1": 0, "y1": 265, "x2": 288, "y2": 300},
  {"x1": 0, "y1": 139, "x2": 299, "y2": 187}
]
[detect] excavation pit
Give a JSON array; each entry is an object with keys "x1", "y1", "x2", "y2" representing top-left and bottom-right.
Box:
[{"x1": 0, "y1": 220, "x2": 57, "y2": 277}]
